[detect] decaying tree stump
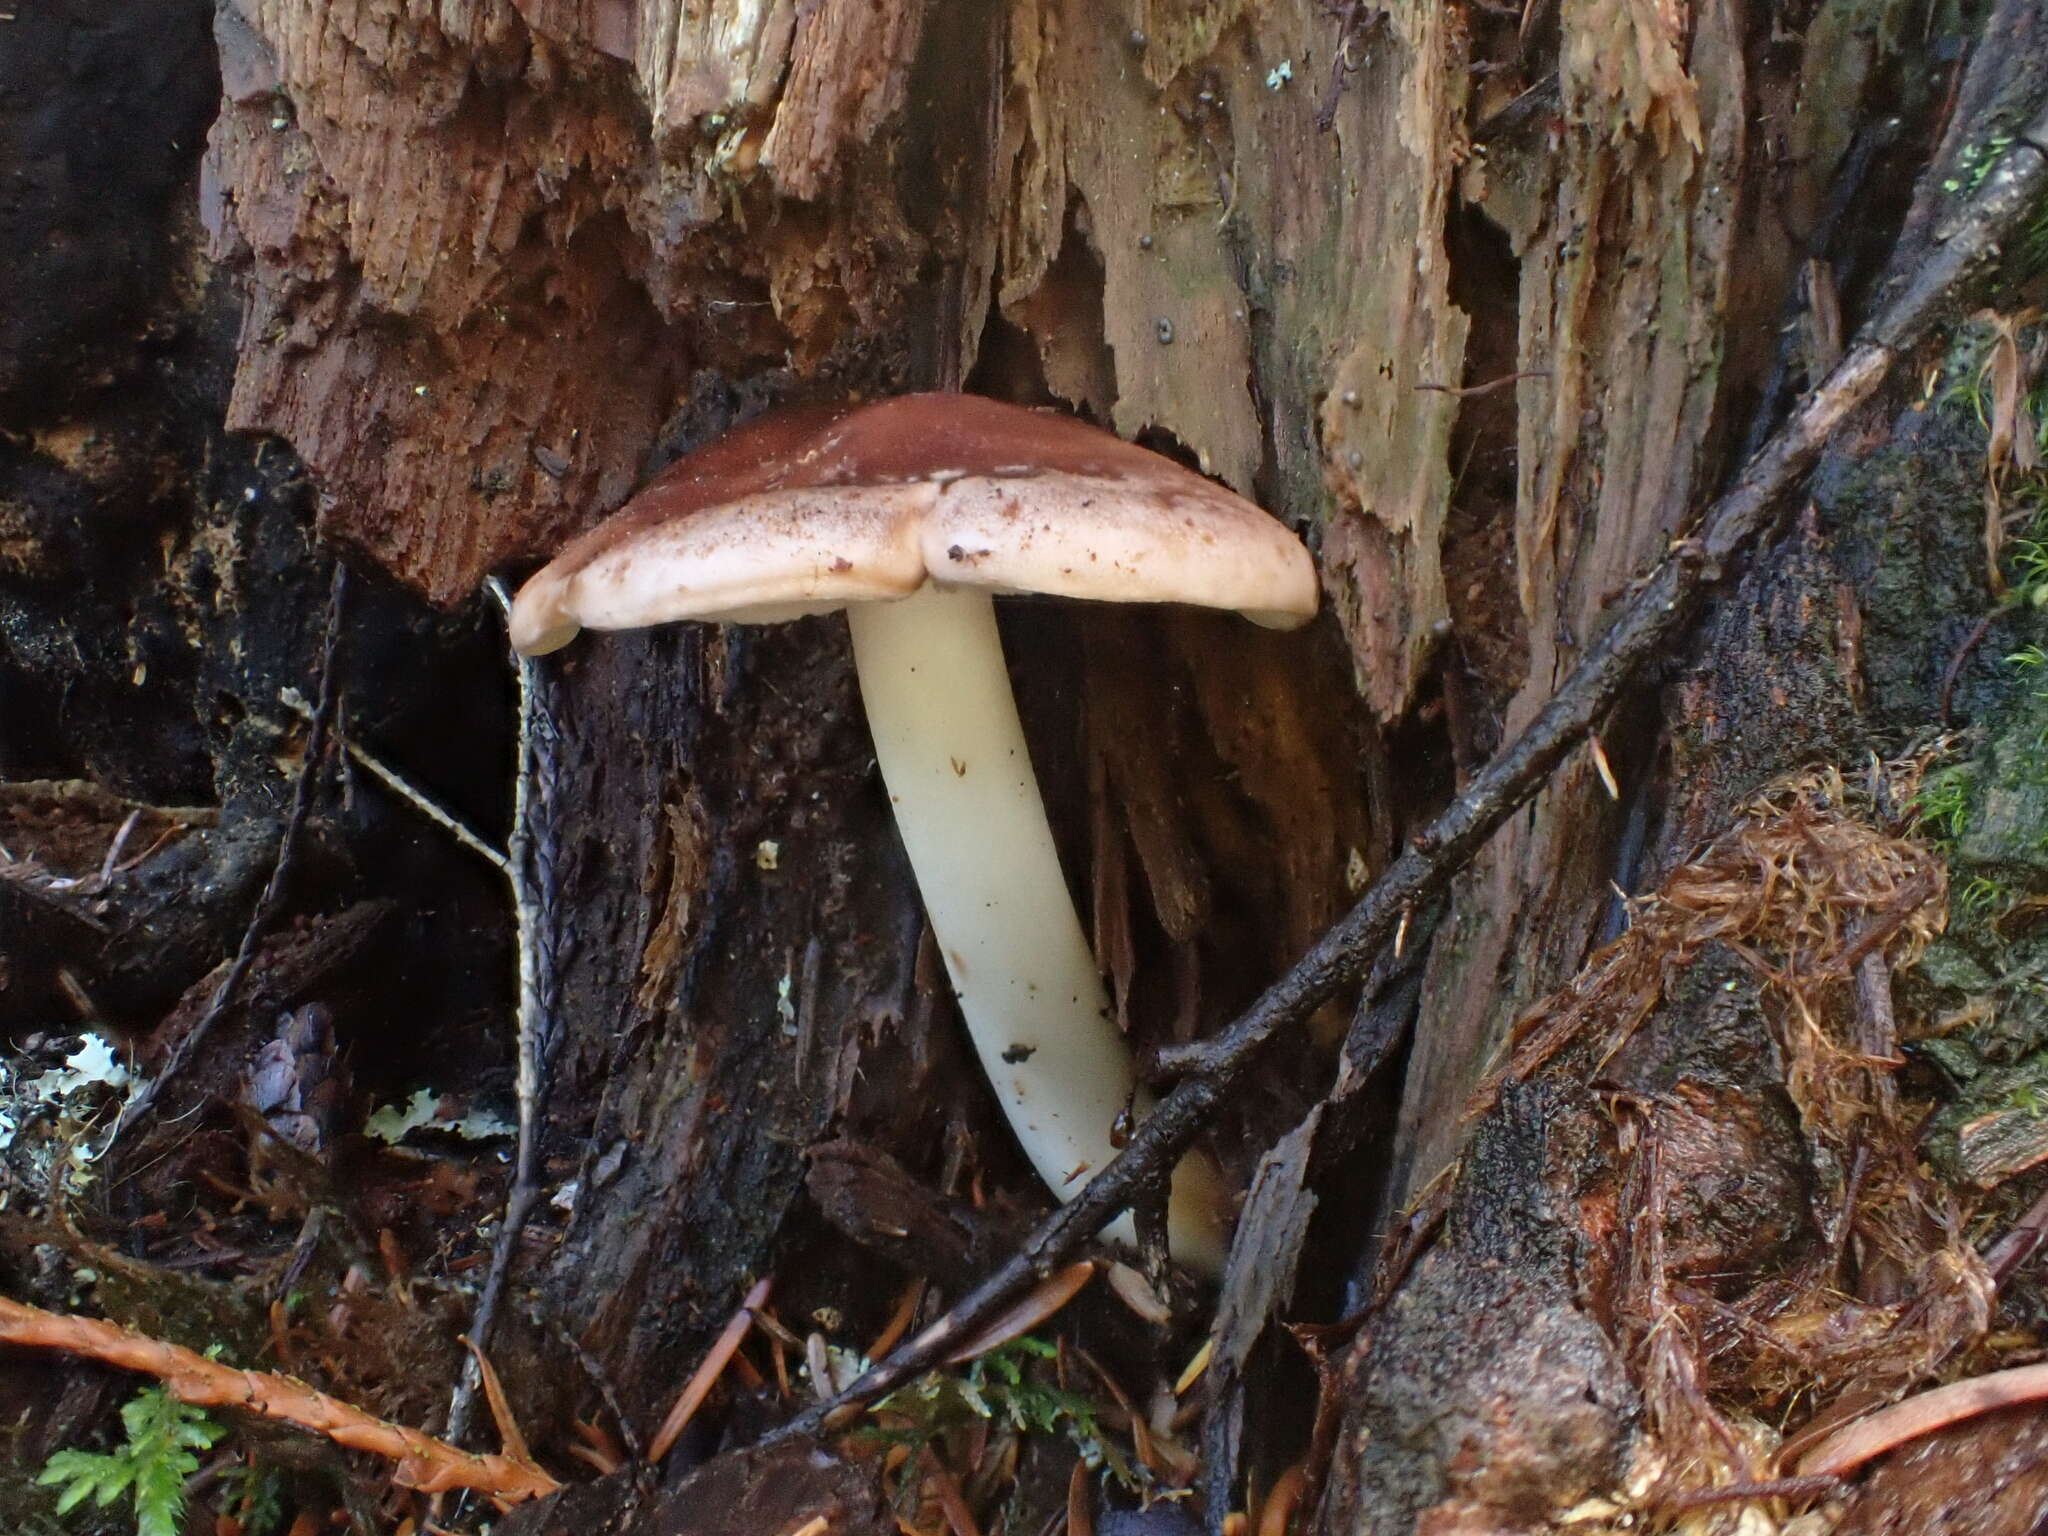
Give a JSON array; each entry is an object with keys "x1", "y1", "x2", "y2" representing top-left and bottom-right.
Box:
[{"x1": 9, "y1": 1, "x2": 2048, "y2": 1534}]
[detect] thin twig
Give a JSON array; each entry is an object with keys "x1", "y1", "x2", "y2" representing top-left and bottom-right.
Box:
[
  {"x1": 277, "y1": 687, "x2": 506, "y2": 871},
  {"x1": 0, "y1": 1295, "x2": 557, "y2": 1502},
  {"x1": 92, "y1": 810, "x2": 142, "y2": 890},
  {"x1": 773, "y1": 100, "x2": 2048, "y2": 1441},
  {"x1": 110, "y1": 564, "x2": 349, "y2": 1147},
  {"x1": 1982, "y1": 1179, "x2": 2048, "y2": 1287},
  {"x1": 446, "y1": 577, "x2": 562, "y2": 1445},
  {"x1": 1414, "y1": 369, "x2": 1550, "y2": 398}
]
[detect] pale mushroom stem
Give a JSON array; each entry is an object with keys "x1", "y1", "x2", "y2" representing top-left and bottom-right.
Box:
[{"x1": 845, "y1": 587, "x2": 1227, "y2": 1275}]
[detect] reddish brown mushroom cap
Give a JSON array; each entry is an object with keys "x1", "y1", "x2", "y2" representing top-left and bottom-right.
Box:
[{"x1": 508, "y1": 394, "x2": 1320, "y2": 654}]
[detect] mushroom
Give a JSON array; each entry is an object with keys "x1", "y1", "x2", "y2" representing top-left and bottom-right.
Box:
[{"x1": 510, "y1": 394, "x2": 1319, "y2": 1274}]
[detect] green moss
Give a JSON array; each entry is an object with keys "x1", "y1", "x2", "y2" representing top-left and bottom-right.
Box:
[
  {"x1": 1883, "y1": 435, "x2": 2048, "y2": 1062},
  {"x1": 1954, "y1": 872, "x2": 2016, "y2": 920},
  {"x1": 1914, "y1": 764, "x2": 1975, "y2": 844},
  {"x1": 1951, "y1": 686, "x2": 2048, "y2": 874},
  {"x1": 1940, "y1": 132, "x2": 2015, "y2": 197},
  {"x1": 1917, "y1": 936, "x2": 2000, "y2": 993},
  {"x1": 83, "y1": 1265, "x2": 271, "y2": 1375}
]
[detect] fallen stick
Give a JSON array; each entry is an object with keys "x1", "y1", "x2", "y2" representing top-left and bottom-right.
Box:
[
  {"x1": 445, "y1": 577, "x2": 564, "y2": 1448},
  {"x1": 776, "y1": 98, "x2": 2048, "y2": 1440},
  {"x1": 1794, "y1": 1361, "x2": 2048, "y2": 1478},
  {"x1": 0, "y1": 1296, "x2": 559, "y2": 1504}
]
